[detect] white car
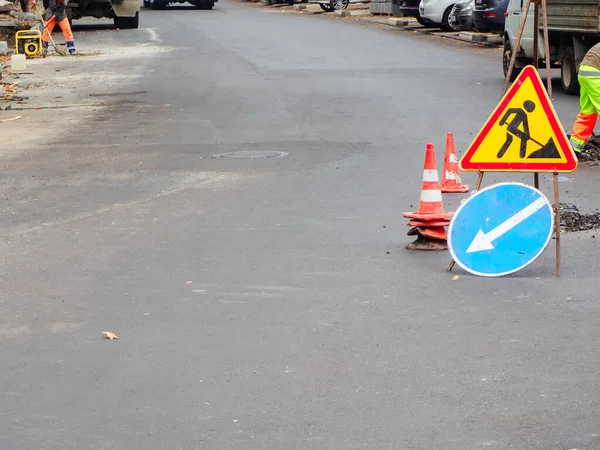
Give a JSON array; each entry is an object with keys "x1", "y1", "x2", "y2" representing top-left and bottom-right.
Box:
[
  {"x1": 502, "y1": 0, "x2": 544, "y2": 80},
  {"x1": 419, "y1": 0, "x2": 457, "y2": 30}
]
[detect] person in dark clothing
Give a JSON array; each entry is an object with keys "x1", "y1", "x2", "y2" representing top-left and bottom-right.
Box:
[{"x1": 33, "y1": 0, "x2": 76, "y2": 54}]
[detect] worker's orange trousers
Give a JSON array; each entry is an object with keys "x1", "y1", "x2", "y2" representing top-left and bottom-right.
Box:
[
  {"x1": 570, "y1": 65, "x2": 600, "y2": 151},
  {"x1": 42, "y1": 16, "x2": 73, "y2": 43}
]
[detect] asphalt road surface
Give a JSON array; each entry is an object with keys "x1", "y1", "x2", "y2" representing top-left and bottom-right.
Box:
[{"x1": 1, "y1": 2, "x2": 600, "y2": 449}]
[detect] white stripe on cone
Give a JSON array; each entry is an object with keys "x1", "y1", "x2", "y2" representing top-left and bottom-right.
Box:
[
  {"x1": 420, "y1": 189, "x2": 443, "y2": 203},
  {"x1": 422, "y1": 169, "x2": 439, "y2": 182}
]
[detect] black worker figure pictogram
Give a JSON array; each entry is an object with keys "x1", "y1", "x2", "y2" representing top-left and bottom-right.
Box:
[{"x1": 496, "y1": 100, "x2": 561, "y2": 160}]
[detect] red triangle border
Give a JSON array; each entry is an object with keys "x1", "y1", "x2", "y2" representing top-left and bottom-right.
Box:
[{"x1": 460, "y1": 66, "x2": 578, "y2": 173}]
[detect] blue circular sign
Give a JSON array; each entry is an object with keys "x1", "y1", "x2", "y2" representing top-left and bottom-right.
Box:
[{"x1": 448, "y1": 182, "x2": 554, "y2": 277}]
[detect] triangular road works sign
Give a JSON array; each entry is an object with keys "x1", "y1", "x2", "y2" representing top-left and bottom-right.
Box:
[{"x1": 460, "y1": 66, "x2": 578, "y2": 173}]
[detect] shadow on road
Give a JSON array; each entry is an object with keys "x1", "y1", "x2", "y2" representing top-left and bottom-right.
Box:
[{"x1": 71, "y1": 23, "x2": 115, "y2": 31}]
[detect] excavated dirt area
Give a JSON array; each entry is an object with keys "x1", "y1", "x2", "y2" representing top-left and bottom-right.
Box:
[
  {"x1": 581, "y1": 135, "x2": 600, "y2": 161},
  {"x1": 560, "y1": 203, "x2": 600, "y2": 232}
]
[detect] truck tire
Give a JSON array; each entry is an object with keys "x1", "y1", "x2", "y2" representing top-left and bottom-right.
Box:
[
  {"x1": 127, "y1": 12, "x2": 139, "y2": 28},
  {"x1": 114, "y1": 16, "x2": 128, "y2": 29},
  {"x1": 561, "y1": 46, "x2": 580, "y2": 95}
]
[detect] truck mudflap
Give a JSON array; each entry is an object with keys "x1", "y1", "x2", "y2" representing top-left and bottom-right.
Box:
[{"x1": 111, "y1": 0, "x2": 139, "y2": 17}]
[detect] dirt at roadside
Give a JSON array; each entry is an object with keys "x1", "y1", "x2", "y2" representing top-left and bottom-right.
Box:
[
  {"x1": 581, "y1": 135, "x2": 600, "y2": 161},
  {"x1": 560, "y1": 203, "x2": 600, "y2": 233}
]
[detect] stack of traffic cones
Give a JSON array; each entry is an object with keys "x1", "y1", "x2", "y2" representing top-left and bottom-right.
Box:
[
  {"x1": 403, "y1": 143, "x2": 454, "y2": 251},
  {"x1": 441, "y1": 132, "x2": 469, "y2": 193}
]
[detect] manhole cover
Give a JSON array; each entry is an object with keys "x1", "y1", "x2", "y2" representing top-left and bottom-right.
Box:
[{"x1": 212, "y1": 151, "x2": 289, "y2": 160}]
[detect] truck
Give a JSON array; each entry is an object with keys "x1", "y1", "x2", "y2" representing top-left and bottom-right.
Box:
[
  {"x1": 42, "y1": 0, "x2": 140, "y2": 29},
  {"x1": 503, "y1": 0, "x2": 600, "y2": 94}
]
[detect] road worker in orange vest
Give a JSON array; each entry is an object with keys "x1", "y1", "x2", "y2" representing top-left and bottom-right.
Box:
[
  {"x1": 33, "y1": 0, "x2": 77, "y2": 55},
  {"x1": 569, "y1": 43, "x2": 600, "y2": 159}
]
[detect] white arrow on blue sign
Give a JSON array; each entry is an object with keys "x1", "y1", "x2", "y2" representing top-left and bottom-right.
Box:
[{"x1": 448, "y1": 182, "x2": 554, "y2": 277}]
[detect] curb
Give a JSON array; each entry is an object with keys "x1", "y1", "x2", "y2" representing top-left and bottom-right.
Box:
[
  {"x1": 376, "y1": 17, "x2": 503, "y2": 47},
  {"x1": 336, "y1": 9, "x2": 370, "y2": 16},
  {"x1": 458, "y1": 31, "x2": 487, "y2": 42},
  {"x1": 251, "y1": 0, "x2": 503, "y2": 49},
  {"x1": 458, "y1": 31, "x2": 502, "y2": 45},
  {"x1": 387, "y1": 18, "x2": 411, "y2": 27}
]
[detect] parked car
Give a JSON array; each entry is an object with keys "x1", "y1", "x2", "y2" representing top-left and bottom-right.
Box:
[
  {"x1": 473, "y1": 0, "x2": 508, "y2": 33},
  {"x1": 419, "y1": 0, "x2": 457, "y2": 30},
  {"x1": 449, "y1": 0, "x2": 474, "y2": 31}
]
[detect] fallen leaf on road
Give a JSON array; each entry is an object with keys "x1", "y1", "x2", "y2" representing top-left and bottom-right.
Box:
[
  {"x1": 1, "y1": 83, "x2": 18, "y2": 93},
  {"x1": 452, "y1": 275, "x2": 460, "y2": 281},
  {"x1": 1, "y1": 83, "x2": 18, "y2": 101},
  {"x1": 102, "y1": 331, "x2": 118, "y2": 340}
]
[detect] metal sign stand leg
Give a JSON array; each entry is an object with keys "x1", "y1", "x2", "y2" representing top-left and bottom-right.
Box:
[
  {"x1": 502, "y1": 0, "x2": 532, "y2": 96},
  {"x1": 541, "y1": 0, "x2": 552, "y2": 97},
  {"x1": 554, "y1": 172, "x2": 561, "y2": 276},
  {"x1": 533, "y1": 1, "x2": 540, "y2": 191}
]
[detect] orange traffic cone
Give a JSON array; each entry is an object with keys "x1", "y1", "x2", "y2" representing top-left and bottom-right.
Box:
[
  {"x1": 406, "y1": 226, "x2": 449, "y2": 251},
  {"x1": 407, "y1": 219, "x2": 451, "y2": 227},
  {"x1": 408, "y1": 226, "x2": 448, "y2": 240},
  {"x1": 403, "y1": 143, "x2": 453, "y2": 221},
  {"x1": 441, "y1": 132, "x2": 469, "y2": 193}
]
